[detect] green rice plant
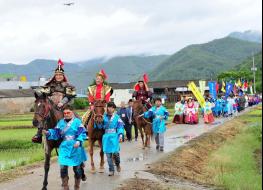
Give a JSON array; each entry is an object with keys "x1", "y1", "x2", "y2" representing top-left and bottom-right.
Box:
[{"x1": 205, "y1": 109, "x2": 262, "y2": 190}]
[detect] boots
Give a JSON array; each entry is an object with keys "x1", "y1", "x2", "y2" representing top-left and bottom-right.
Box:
[
  {"x1": 61, "y1": 176, "x2": 69, "y2": 190},
  {"x1": 74, "y1": 178, "x2": 81, "y2": 190}
]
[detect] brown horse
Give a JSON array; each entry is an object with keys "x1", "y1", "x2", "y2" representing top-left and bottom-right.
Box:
[
  {"x1": 132, "y1": 100, "x2": 152, "y2": 148},
  {"x1": 32, "y1": 92, "x2": 63, "y2": 190},
  {"x1": 86, "y1": 100, "x2": 106, "y2": 173}
]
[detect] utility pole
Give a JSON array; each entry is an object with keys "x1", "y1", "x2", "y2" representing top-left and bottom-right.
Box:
[{"x1": 251, "y1": 54, "x2": 257, "y2": 94}]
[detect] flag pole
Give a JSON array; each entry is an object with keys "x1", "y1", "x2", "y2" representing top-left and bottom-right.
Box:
[{"x1": 251, "y1": 54, "x2": 257, "y2": 94}]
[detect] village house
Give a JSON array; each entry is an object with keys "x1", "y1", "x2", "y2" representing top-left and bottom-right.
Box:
[{"x1": 110, "y1": 80, "x2": 209, "y2": 106}]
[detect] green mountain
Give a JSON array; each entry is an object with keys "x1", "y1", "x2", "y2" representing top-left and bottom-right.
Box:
[
  {"x1": 149, "y1": 37, "x2": 262, "y2": 81},
  {"x1": 235, "y1": 51, "x2": 262, "y2": 71},
  {"x1": 98, "y1": 55, "x2": 169, "y2": 82},
  {"x1": 66, "y1": 55, "x2": 170, "y2": 92},
  {"x1": 0, "y1": 55, "x2": 169, "y2": 92}
]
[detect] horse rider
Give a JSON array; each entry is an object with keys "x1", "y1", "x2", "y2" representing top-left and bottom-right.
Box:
[
  {"x1": 32, "y1": 59, "x2": 76, "y2": 144},
  {"x1": 82, "y1": 69, "x2": 113, "y2": 126},
  {"x1": 43, "y1": 105, "x2": 87, "y2": 190},
  {"x1": 132, "y1": 74, "x2": 153, "y2": 109}
]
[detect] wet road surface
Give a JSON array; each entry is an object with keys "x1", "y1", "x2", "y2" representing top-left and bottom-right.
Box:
[{"x1": 0, "y1": 111, "x2": 250, "y2": 190}]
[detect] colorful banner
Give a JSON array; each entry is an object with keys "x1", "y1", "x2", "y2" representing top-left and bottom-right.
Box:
[
  {"x1": 237, "y1": 79, "x2": 242, "y2": 87},
  {"x1": 208, "y1": 81, "x2": 217, "y2": 99},
  {"x1": 188, "y1": 81, "x2": 206, "y2": 108},
  {"x1": 243, "y1": 80, "x2": 248, "y2": 92},
  {"x1": 216, "y1": 82, "x2": 219, "y2": 93},
  {"x1": 199, "y1": 80, "x2": 206, "y2": 96},
  {"x1": 225, "y1": 83, "x2": 233, "y2": 98},
  {"x1": 221, "y1": 80, "x2": 226, "y2": 93}
]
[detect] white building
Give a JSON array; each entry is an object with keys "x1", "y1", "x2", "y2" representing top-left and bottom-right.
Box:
[{"x1": 0, "y1": 77, "x2": 48, "y2": 90}]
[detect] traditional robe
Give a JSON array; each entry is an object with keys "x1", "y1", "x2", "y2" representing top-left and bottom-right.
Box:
[
  {"x1": 102, "y1": 113, "x2": 124, "y2": 153},
  {"x1": 47, "y1": 118, "x2": 87, "y2": 166},
  {"x1": 144, "y1": 106, "x2": 169, "y2": 134}
]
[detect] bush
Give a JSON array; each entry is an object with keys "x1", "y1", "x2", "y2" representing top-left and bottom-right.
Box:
[{"x1": 72, "y1": 98, "x2": 89, "y2": 110}]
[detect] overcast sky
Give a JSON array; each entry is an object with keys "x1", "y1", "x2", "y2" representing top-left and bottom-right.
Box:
[{"x1": 0, "y1": 0, "x2": 261, "y2": 65}]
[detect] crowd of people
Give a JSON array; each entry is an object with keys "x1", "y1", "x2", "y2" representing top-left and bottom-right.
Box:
[
  {"x1": 173, "y1": 93, "x2": 261, "y2": 125},
  {"x1": 32, "y1": 60, "x2": 261, "y2": 189}
]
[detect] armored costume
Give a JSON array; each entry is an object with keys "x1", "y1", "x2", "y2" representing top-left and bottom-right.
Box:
[
  {"x1": 132, "y1": 74, "x2": 152, "y2": 109},
  {"x1": 32, "y1": 59, "x2": 76, "y2": 143},
  {"x1": 82, "y1": 70, "x2": 113, "y2": 126}
]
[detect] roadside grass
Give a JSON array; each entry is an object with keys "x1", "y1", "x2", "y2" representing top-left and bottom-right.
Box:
[{"x1": 205, "y1": 108, "x2": 262, "y2": 190}]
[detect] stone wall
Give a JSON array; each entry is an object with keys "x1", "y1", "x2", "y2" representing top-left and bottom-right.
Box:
[{"x1": 0, "y1": 97, "x2": 35, "y2": 114}]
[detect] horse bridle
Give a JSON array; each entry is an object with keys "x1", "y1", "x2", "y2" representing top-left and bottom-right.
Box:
[
  {"x1": 35, "y1": 100, "x2": 52, "y2": 120},
  {"x1": 92, "y1": 104, "x2": 105, "y2": 119}
]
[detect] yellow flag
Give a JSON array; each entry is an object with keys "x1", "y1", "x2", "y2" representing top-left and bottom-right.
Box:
[
  {"x1": 199, "y1": 80, "x2": 206, "y2": 96},
  {"x1": 188, "y1": 81, "x2": 205, "y2": 108},
  {"x1": 237, "y1": 79, "x2": 242, "y2": 87},
  {"x1": 221, "y1": 80, "x2": 226, "y2": 93},
  {"x1": 20, "y1": 75, "x2": 27, "y2": 82}
]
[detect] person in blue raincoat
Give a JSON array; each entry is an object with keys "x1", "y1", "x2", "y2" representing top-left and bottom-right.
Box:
[
  {"x1": 142, "y1": 97, "x2": 169, "y2": 151},
  {"x1": 102, "y1": 102, "x2": 124, "y2": 176},
  {"x1": 43, "y1": 105, "x2": 87, "y2": 190}
]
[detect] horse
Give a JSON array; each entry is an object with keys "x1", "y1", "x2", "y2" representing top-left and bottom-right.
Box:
[
  {"x1": 32, "y1": 92, "x2": 63, "y2": 190},
  {"x1": 86, "y1": 100, "x2": 106, "y2": 173},
  {"x1": 132, "y1": 100, "x2": 152, "y2": 148}
]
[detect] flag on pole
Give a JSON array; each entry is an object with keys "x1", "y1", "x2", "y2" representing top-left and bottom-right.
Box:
[
  {"x1": 248, "y1": 81, "x2": 253, "y2": 94},
  {"x1": 225, "y1": 83, "x2": 233, "y2": 98},
  {"x1": 199, "y1": 80, "x2": 206, "y2": 96},
  {"x1": 188, "y1": 82, "x2": 206, "y2": 108},
  {"x1": 221, "y1": 80, "x2": 226, "y2": 93},
  {"x1": 237, "y1": 79, "x2": 242, "y2": 88},
  {"x1": 216, "y1": 82, "x2": 219, "y2": 93},
  {"x1": 243, "y1": 80, "x2": 248, "y2": 92},
  {"x1": 208, "y1": 81, "x2": 217, "y2": 99}
]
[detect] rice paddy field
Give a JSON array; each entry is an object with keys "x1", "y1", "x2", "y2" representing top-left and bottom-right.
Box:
[
  {"x1": 0, "y1": 111, "x2": 86, "y2": 171},
  {"x1": 0, "y1": 108, "x2": 174, "y2": 172}
]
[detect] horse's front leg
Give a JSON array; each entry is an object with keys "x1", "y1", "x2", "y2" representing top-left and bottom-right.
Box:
[
  {"x1": 98, "y1": 140, "x2": 105, "y2": 173},
  {"x1": 42, "y1": 150, "x2": 51, "y2": 190},
  {"x1": 139, "y1": 127, "x2": 145, "y2": 149},
  {"x1": 89, "y1": 140, "x2": 96, "y2": 173},
  {"x1": 146, "y1": 124, "x2": 151, "y2": 148}
]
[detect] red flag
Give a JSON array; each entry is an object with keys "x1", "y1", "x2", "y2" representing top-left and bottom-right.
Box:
[
  {"x1": 58, "y1": 59, "x2": 64, "y2": 67},
  {"x1": 143, "y1": 73, "x2": 149, "y2": 83},
  {"x1": 244, "y1": 81, "x2": 248, "y2": 88},
  {"x1": 216, "y1": 82, "x2": 219, "y2": 93}
]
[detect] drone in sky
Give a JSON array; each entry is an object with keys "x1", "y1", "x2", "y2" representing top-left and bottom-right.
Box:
[{"x1": 63, "y1": 2, "x2": 74, "y2": 6}]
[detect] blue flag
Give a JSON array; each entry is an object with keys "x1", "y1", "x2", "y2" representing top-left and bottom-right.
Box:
[
  {"x1": 225, "y1": 83, "x2": 233, "y2": 98},
  {"x1": 208, "y1": 81, "x2": 217, "y2": 99}
]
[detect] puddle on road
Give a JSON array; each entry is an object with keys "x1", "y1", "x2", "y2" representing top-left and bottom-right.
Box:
[
  {"x1": 210, "y1": 121, "x2": 222, "y2": 125},
  {"x1": 126, "y1": 153, "x2": 147, "y2": 162}
]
